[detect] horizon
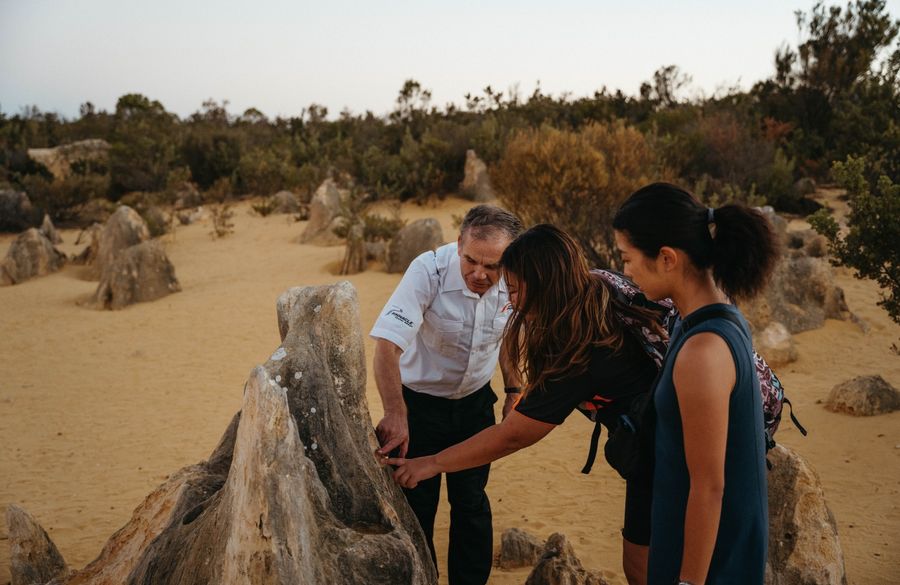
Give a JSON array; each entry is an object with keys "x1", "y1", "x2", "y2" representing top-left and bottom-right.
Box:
[{"x1": 1, "y1": 0, "x2": 898, "y2": 121}]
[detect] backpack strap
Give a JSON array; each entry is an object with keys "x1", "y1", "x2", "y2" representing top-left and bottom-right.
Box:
[
  {"x1": 783, "y1": 396, "x2": 808, "y2": 436},
  {"x1": 582, "y1": 419, "x2": 604, "y2": 474}
]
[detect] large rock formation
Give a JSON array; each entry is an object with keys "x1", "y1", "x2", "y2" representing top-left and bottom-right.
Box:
[
  {"x1": 525, "y1": 533, "x2": 609, "y2": 585},
  {"x1": 27, "y1": 139, "x2": 109, "y2": 180},
  {"x1": 91, "y1": 240, "x2": 181, "y2": 309},
  {"x1": 386, "y1": 218, "x2": 443, "y2": 274},
  {"x1": 8, "y1": 282, "x2": 437, "y2": 585},
  {"x1": 0, "y1": 228, "x2": 67, "y2": 286},
  {"x1": 298, "y1": 179, "x2": 346, "y2": 246},
  {"x1": 90, "y1": 205, "x2": 151, "y2": 280},
  {"x1": 0, "y1": 190, "x2": 38, "y2": 232},
  {"x1": 825, "y1": 375, "x2": 900, "y2": 416},
  {"x1": 766, "y1": 445, "x2": 847, "y2": 585},
  {"x1": 459, "y1": 150, "x2": 496, "y2": 202}
]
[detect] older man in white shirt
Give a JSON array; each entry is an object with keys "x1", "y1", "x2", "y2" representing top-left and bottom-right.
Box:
[{"x1": 371, "y1": 205, "x2": 524, "y2": 585}]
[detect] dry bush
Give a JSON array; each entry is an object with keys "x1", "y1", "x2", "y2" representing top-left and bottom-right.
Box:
[{"x1": 491, "y1": 121, "x2": 662, "y2": 267}]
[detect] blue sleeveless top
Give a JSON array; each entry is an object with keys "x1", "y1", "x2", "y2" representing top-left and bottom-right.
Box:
[{"x1": 648, "y1": 304, "x2": 768, "y2": 585}]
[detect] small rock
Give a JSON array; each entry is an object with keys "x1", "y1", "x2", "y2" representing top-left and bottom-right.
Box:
[
  {"x1": 0, "y1": 228, "x2": 66, "y2": 286},
  {"x1": 40, "y1": 214, "x2": 63, "y2": 244},
  {"x1": 499, "y1": 527, "x2": 544, "y2": 569},
  {"x1": 825, "y1": 375, "x2": 900, "y2": 416},
  {"x1": 525, "y1": 533, "x2": 609, "y2": 585},
  {"x1": 753, "y1": 322, "x2": 798, "y2": 368},
  {"x1": 386, "y1": 218, "x2": 443, "y2": 274}
]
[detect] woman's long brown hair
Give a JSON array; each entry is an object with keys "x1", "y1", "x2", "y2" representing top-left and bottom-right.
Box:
[{"x1": 501, "y1": 224, "x2": 665, "y2": 396}]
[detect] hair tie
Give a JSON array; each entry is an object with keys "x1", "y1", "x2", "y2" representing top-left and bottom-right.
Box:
[{"x1": 707, "y1": 207, "x2": 717, "y2": 239}]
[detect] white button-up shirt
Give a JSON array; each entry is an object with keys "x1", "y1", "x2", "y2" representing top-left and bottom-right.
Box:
[{"x1": 370, "y1": 242, "x2": 514, "y2": 398}]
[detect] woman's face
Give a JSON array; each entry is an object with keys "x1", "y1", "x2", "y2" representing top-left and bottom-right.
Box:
[
  {"x1": 505, "y1": 270, "x2": 526, "y2": 313},
  {"x1": 614, "y1": 230, "x2": 666, "y2": 301}
]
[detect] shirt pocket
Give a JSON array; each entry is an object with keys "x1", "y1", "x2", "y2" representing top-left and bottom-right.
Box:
[
  {"x1": 422, "y1": 311, "x2": 464, "y2": 357},
  {"x1": 488, "y1": 315, "x2": 508, "y2": 346}
]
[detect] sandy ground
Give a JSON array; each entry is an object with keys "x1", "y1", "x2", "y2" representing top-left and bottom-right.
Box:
[{"x1": 1, "y1": 197, "x2": 898, "y2": 585}]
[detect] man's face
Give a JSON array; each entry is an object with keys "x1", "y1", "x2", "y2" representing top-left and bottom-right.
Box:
[{"x1": 457, "y1": 232, "x2": 511, "y2": 295}]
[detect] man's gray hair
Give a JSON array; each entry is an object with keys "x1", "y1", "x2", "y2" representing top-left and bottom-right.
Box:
[{"x1": 459, "y1": 205, "x2": 524, "y2": 241}]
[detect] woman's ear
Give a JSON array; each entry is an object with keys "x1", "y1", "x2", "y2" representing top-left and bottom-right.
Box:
[{"x1": 658, "y1": 246, "x2": 679, "y2": 272}]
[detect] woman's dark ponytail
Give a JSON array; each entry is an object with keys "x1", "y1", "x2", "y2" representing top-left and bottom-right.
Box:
[
  {"x1": 612, "y1": 183, "x2": 780, "y2": 300},
  {"x1": 708, "y1": 204, "x2": 779, "y2": 299}
]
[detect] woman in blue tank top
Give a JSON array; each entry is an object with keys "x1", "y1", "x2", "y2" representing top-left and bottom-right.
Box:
[{"x1": 612, "y1": 183, "x2": 780, "y2": 585}]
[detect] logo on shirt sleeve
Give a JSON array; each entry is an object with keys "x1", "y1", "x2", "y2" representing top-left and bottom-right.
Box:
[{"x1": 386, "y1": 306, "x2": 415, "y2": 328}]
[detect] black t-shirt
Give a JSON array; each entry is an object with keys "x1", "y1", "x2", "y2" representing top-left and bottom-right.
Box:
[{"x1": 515, "y1": 333, "x2": 658, "y2": 426}]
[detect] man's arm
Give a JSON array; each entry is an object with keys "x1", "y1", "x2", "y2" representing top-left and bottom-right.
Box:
[
  {"x1": 498, "y1": 334, "x2": 524, "y2": 419},
  {"x1": 373, "y1": 338, "x2": 410, "y2": 458}
]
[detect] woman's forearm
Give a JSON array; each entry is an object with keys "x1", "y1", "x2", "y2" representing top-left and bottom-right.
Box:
[{"x1": 679, "y1": 484, "x2": 724, "y2": 584}]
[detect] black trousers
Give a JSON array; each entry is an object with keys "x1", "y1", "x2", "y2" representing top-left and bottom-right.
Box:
[{"x1": 402, "y1": 383, "x2": 497, "y2": 585}]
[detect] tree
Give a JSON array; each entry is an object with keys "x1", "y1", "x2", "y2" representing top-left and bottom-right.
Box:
[
  {"x1": 108, "y1": 94, "x2": 178, "y2": 197},
  {"x1": 491, "y1": 121, "x2": 662, "y2": 268},
  {"x1": 809, "y1": 155, "x2": 900, "y2": 323}
]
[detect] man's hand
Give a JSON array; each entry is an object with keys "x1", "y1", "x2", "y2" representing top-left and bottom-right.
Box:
[
  {"x1": 375, "y1": 411, "x2": 409, "y2": 458},
  {"x1": 502, "y1": 392, "x2": 520, "y2": 420}
]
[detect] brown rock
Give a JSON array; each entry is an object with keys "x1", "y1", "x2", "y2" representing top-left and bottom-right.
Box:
[
  {"x1": 526, "y1": 533, "x2": 609, "y2": 585},
  {"x1": 366, "y1": 241, "x2": 387, "y2": 263},
  {"x1": 766, "y1": 445, "x2": 847, "y2": 585},
  {"x1": 72, "y1": 223, "x2": 103, "y2": 266},
  {"x1": 825, "y1": 375, "x2": 900, "y2": 416},
  {"x1": 272, "y1": 190, "x2": 301, "y2": 214},
  {"x1": 741, "y1": 255, "x2": 849, "y2": 334},
  {"x1": 91, "y1": 205, "x2": 151, "y2": 280},
  {"x1": 298, "y1": 179, "x2": 346, "y2": 246},
  {"x1": 386, "y1": 218, "x2": 443, "y2": 274},
  {"x1": 753, "y1": 322, "x2": 799, "y2": 368},
  {"x1": 0, "y1": 228, "x2": 66, "y2": 286},
  {"x1": 176, "y1": 206, "x2": 208, "y2": 226},
  {"x1": 173, "y1": 183, "x2": 203, "y2": 209},
  {"x1": 499, "y1": 527, "x2": 544, "y2": 569},
  {"x1": 6, "y1": 504, "x2": 69, "y2": 585},
  {"x1": 0, "y1": 190, "x2": 37, "y2": 232},
  {"x1": 40, "y1": 214, "x2": 63, "y2": 244},
  {"x1": 459, "y1": 150, "x2": 495, "y2": 202},
  {"x1": 27, "y1": 139, "x2": 109, "y2": 180},
  {"x1": 340, "y1": 223, "x2": 367, "y2": 275},
  {"x1": 91, "y1": 241, "x2": 180, "y2": 309}
]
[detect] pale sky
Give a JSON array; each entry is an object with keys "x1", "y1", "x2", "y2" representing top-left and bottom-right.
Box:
[{"x1": 1, "y1": 0, "x2": 897, "y2": 120}]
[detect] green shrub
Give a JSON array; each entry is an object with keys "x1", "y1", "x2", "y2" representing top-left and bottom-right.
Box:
[
  {"x1": 809, "y1": 155, "x2": 900, "y2": 324},
  {"x1": 23, "y1": 172, "x2": 110, "y2": 224},
  {"x1": 236, "y1": 147, "x2": 301, "y2": 196}
]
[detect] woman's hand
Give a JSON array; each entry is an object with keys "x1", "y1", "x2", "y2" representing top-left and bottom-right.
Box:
[{"x1": 383, "y1": 455, "x2": 441, "y2": 489}]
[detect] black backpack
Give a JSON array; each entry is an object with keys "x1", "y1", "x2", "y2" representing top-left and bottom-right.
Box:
[{"x1": 579, "y1": 271, "x2": 806, "y2": 479}]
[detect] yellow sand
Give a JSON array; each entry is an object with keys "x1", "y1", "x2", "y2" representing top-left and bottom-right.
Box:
[{"x1": 1, "y1": 198, "x2": 898, "y2": 585}]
